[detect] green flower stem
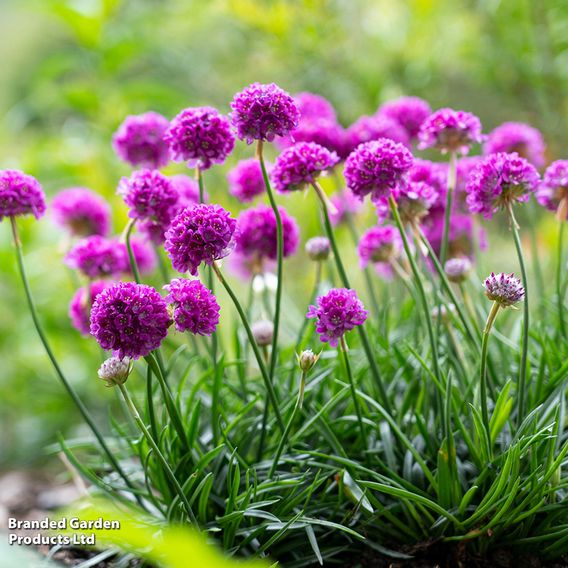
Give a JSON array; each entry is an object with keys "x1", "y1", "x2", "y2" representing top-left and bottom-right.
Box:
[
  {"x1": 10, "y1": 217, "x2": 142, "y2": 505},
  {"x1": 118, "y1": 383, "x2": 197, "y2": 524},
  {"x1": 440, "y1": 150, "x2": 457, "y2": 266},
  {"x1": 154, "y1": 244, "x2": 170, "y2": 283},
  {"x1": 196, "y1": 165, "x2": 205, "y2": 204},
  {"x1": 557, "y1": 220, "x2": 566, "y2": 339},
  {"x1": 507, "y1": 203, "x2": 529, "y2": 427},
  {"x1": 257, "y1": 140, "x2": 283, "y2": 383},
  {"x1": 388, "y1": 197, "x2": 441, "y2": 384},
  {"x1": 312, "y1": 181, "x2": 391, "y2": 412},
  {"x1": 268, "y1": 369, "x2": 307, "y2": 478},
  {"x1": 480, "y1": 301, "x2": 500, "y2": 443},
  {"x1": 212, "y1": 262, "x2": 285, "y2": 432},
  {"x1": 125, "y1": 218, "x2": 141, "y2": 284},
  {"x1": 340, "y1": 337, "x2": 366, "y2": 447}
]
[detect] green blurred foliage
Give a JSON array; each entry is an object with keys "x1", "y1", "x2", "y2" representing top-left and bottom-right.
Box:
[{"x1": 0, "y1": 0, "x2": 567, "y2": 465}]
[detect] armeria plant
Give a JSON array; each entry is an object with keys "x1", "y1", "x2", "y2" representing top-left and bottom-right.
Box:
[{"x1": 4, "y1": 85, "x2": 568, "y2": 566}]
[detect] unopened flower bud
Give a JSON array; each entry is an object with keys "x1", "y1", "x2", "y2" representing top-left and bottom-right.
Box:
[
  {"x1": 98, "y1": 357, "x2": 131, "y2": 387},
  {"x1": 252, "y1": 320, "x2": 274, "y2": 347},
  {"x1": 444, "y1": 257, "x2": 472, "y2": 283},
  {"x1": 305, "y1": 236, "x2": 331, "y2": 261},
  {"x1": 430, "y1": 303, "x2": 456, "y2": 323},
  {"x1": 298, "y1": 349, "x2": 320, "y2": 373}
]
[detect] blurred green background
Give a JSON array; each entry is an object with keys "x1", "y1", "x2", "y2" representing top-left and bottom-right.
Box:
[{"x1": 1, "y1": 0, "x2": 567, "y2": 466}]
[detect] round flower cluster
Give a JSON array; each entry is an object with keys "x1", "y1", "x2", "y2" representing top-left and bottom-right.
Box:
[
  {"x1": 51, "y1": 188, "x2": 111, "y2": 237},
  {"x1": 484, "y1": 122, "x2": 545, "y2": 168},
  {"x1": 305, "y1": 236, "x2": 331, "y2": 261},
  {"x1": 171, "y1": 174, "x2": 204, "y2": 206},
  {"x1": 98, "y1": 356, "x2": 132, "y2": 387},
  {"x1": 90, "y1": 282, "x2": 171, "y2": 359},
  {"x1": 123, "y1": 237, "x2": 157, "y2": 276},
  {"x1": 272, "y1": 142, "x2": 339, "y2": 192},
  {"x1": 378, "y1": 96, "x2": 432, "y2": 140},
  {"x1": 294, "y1": 92, "x2": 337, "y2": 122},
  {"x1": 344, "y1": 139, "x2": 413, "y2": 203},
  {"x1": 69, "y1": 280, "x2": 112, "y2": 335},
  {"x1": 466, "y1": 152, "x2": 539, "y2": 218},
  {"x1": 277, "y1": 119, "x2": 345, "y2": 156},
  {"x1": 454, "y1": 156, "x2": 483, "y2": 210},
  {"x1": 418, "y1": 108, "x2": 482, "y2": 154},
  {"x1": 357, "y1": 225, "x2": 401, "y2": 268},
  {"x1": 65, "y1": 236, "x2": 124, "y2": 279},
  {"x1": 307, "y1": 288, "x2": 368, "y2": 347},
  {"x1": 407, "y1": 159, "x2": 448, "y2": 204},
  {"x1": 230, "y1": 83, "x2": 300, "y2": 143},
  {"x1": 235, "y1": 205, "x2": 299, "y2": 263},
  {"x1": 252, "y1": 320, "x2": 274, "y2": 347},
  {"x1": 112, "y1": 112, "x2": 170, "y2": 169},
  {"x1": 344, "y1": 115, "x2": 409, "y2": 156},
  {"x1": 329, "y1": 189, "x2": 364, "y2": 225},
  {"x1": 0, "y1": 170, "x2": 46, "y2": 221},
  {"x1": 165, "y1": 204, "x2": 237, "y2": 275},
  {"x1": 536, "y1": 160, "x2": 568, "y2": 220},
  {"x1": 483, "y1": 272, "x2": 525, "y2": 307},
  {"x1": 164, "y1": 278, "x2": 220, "y2": 336},
  {"x1": 396, "y1": 181, "x2": 439, "y2": 223},
  {"x1": 164, "y1": 107, "x2": 235, "y2": 170},
  {"x1": 444, "y1": 257, "x2": 472, "y2": 283},
  {"x1": 227, "y1": 159, "x2": 266, "y2": 203}
]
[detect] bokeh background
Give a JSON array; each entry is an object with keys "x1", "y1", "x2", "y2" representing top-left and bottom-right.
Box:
[{"x1": 1, "y1": 0, "x2": 567, "y2": 466}]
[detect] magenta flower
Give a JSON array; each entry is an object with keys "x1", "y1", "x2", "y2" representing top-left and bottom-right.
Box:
[
  {"x1": 90, "y1": 282, "x2": 171, "y2": 360},
  {"x1": 121, "y1": 236, "x2": 157, "y2": 276},
  {"x1": 484, "y1": 122, "x2": 545, "y2": 168},
  {"x1": 418, "y1": 108, "x2": 482, "y2": 155},
  {"x1": 236, "y1": 205, "x2": 299, "y2": 264},
  {"x1": 164, "y1": 278, "x2": 220, "y2": 336},
  {"x1": 344, "y1": 139, "x2": 413, "y2": 204},
  {"x1": 357, "y1": 225, "x2": 402, "y2": 268},
  {"x1": 396, "y1": 181, "x2": 439, "y2": 223},
  {"x1": 329, "y1": 189, "x2": 364, "y2": 226},
  {"x1": 307, "y1": 288, "x2": 368, "y2": 347},
  {"x1": 164, "y1": 107, "x2": 235, "y2": 170},
  {"x1": 294, "y1": 92, "x2": 337, "y2": 122},
  {"x1": 164, "y1": 204, "x2": 237, "y2": 276},
  {"x1": 378, "y1": 96, "x2": 432, "y2": 140},
  {"x1": 466, "y1": 152, "x2": 539, "y2": 218},
  {"x1": 170, "y1": 174, "x2": 205, "y2": 206},
  {"x1": 343, "y1": 115, "x2": 410, "y2": 156},
  {"x1": 276, "y1": 119, "x2": 345, "y2": 156},
  {"x1": 51, "y1": 187, "x2": 111, "y2": 237},
  {"x1": 228, "y1": 159, "x2": 266, "y2": 203},
  {"x1": 65, "y1": 236, "x2": 125, "y2": 279},
  {"x1": 272, "y1": 142, "x2": 339, "y2": 192},
  {"x1": 536, "y1": 160, "x2": 568, "y2": 220},
  {"x1": 484, "y1": 272, "x2": 525, "y2": 307},
  {"x1": 230, "y1": 83, "x2": 300, "y2": 143},
  {"x1": 225, "y1": 252, "x2": 276, "y2": 281},
  {"x1": 69, "y1": 280, "x2": 113, "y2": 335},
  {"x1": 112, "y1": 112, "x2": 170, "y2": 169},
  {"x1": 0, "y1": 170, "x2": 46, "y2": 221}
]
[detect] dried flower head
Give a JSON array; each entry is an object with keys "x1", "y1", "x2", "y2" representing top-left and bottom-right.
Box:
[
  {"x1": 305, "y1": 236, "x2": 331, "y2": 261},
  {"x1": 0, "y1": 169, "x2": 46, "y2": 221},
  {"x1": 484, "y1": 122, "x2": 545, "y2": 168},
  {"x1": 483, "y1": 272, "x2": 525, "y2": 307},
  {"x1": 98, "y1": 356, "x2": 132, "y2": 387},
  {"x1": 51, "y1": 188, "x2": 111, "y2": 237}
]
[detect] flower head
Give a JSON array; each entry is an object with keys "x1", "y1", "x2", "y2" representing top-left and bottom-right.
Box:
[
  {"x1": 164, "y1": 278, "x2": 220, "y2": 336},
  {"x1": 444, "y1": 257, "x2": 472, "y2": 283},
  {"x1": 418, "y1": 108, "x2": 482, "y2": 154},
  {"x1": 388, "y1": 181, "x2": 439, "y2": 224},
  {"x1": 344, "y1": 139, "x2": 413, "y2": 203},
  {"x1": 171, "y1": 174, "x2": 204, "y2": 206},
  {"x1": 484, "y1": 122, "x2": 545, "y2": 168},
  {"x1": 0, "y1": 170, "x2": 46, "y2": 220},
  {"x1": 307, "y1": 288, "x2": 368, "y2": 347},
  {"x1": 378, "y1": 96, "x2": 432, "y2": 139},
  {"x1": 98, "y1": 356, "x2": 132, "y2": 387},
  {"x1": 329, "y1": 189, "x2": 364, "y2": 225},
  {"x1": 228, "y1": 158, "x2": 266, "y2": 203},
  {"x1": 230, "y1": 83, "x2": 300, "y2": 143},
  {"x1": 294, "y1": 92, "x2": 337, "y2": 122},
  {"x1": 122, "y1": 237, "x2": 157, "y2": 276},
  {"x1": 357, "y1": 225, "x2": 401, "y2": 268},
  {"x1": 65, "y1": 236, "x2": 124, "y2": 279},
  {"x1": 466, "y1": 152, "x2": 539, "y2": 218},
  {"x1": 51, "y1": 188, "x2": 111, "y2": 237},
  {"x1": 536, "y1": 160, "x2": 568, "y2": 221},
  {"x1": 483, "y1": 272, "x2": 524, "y2": 307},
  {"x1": 276, "y1": 119, "x2": 345, "y2": 156},
  {"x1": 112, "y1": 112, "x2": 170, "y2": 169},
  {"x1": 305, "y1": 236, "x2": 331, "y2": 261},
  {"x1": 298, "y1": 349, "x2": 320, "y2": 373},
  {"x1": 272, "y1": 142, "x2": 339, "y2": 192},
  {"x1": 252, "y1": 320, "x2": 274, "y2": 347},
  {"x1": 69, "y1": 280, "x2": 113, "y2": 335},
  {"x1": 165, "y1": 204, "x2": 237, "y2": 275},
  {"x1": 344, "y1": 115, "x2": 410, "y2": 156},
  {"x1": 90, "y1": 282, "x2": 171, "y2": 359},
  {"x1": 164, "y1": 107, "x2": 235, "y2": 170}
]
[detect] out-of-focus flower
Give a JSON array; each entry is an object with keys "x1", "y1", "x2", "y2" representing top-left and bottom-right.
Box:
[
  {"x1": 329, "y1": 189, "x2": 364, "y2": 225},
  {"x1": 483, "y1": 272, "x2": 525, "y2": 307},
  {"x1": 69, "y1": 280, "x2": 113, "y2": 335},
  {"x1": 294, "y1": 92, "x2": 337, "y2": 122},
  {"x1": 343, "y1": 115, "x2": 410, "y2": 156},
  {"x1": 65, "y1": 236, "x2": 124, "y2": 279},
  {"x1": 0, "y1": 170, "x2": 46, "y2": 221},
  {"x1": 305, "y1": 236, "x2": 331, "y2": 261},
  {"x1": 170, "y1": 174, "x2": 205, "y2": 206},
  {"x1": 228, "y1": 159, "x2": 267, "y2": 203},
  {"x1": 276, "y1": 119, "x2": 345, "y2": 156},
  {"x1": 378, "y1": 96, "x2": 432, "y2": 140},
  {"x1": 536, "y1": 160, "x2": 568, "y2": 221},
  {"x1": 484, "y1": 122, "x2": 545, "y2": 168},
  {"x1": 121, "y1": 236, "x2": 157, "y2": 276},
  {"x1": 444, "y1": 257, "x2": 472, "y2": 283},
  {"x1": 51, "y1": 188, "x2": 111, "y2": 237},
  {"x1": 252, "y1": 320, "x2": 274, "y2": 347},
  {"x1": 357, "y1": 225, "x2": 402, "y2": 268}
]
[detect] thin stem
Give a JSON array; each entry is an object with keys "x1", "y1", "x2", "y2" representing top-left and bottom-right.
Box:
[
  {"x1": 340, "y1": 337, "x2": 366, "y2": 446},
  {"x1": 154, "y1": 244, "x2": 170, "y2": 283},
  {"x1": 125, "y1": 218, "x2": 141, "y2": 284},
  {"x1": 118, "y1": 384, "x2": 197, "y2": 524},
  {"x1": 312, "y1": 181, "x2": 391, "y2": 412},
  {"x1": 212, "y1": 262, "x2": 285, "y2": 432},
  {"x1": 557, "y1": 221, "x2": 566, "y2": 339},
  {"x1": 480, "y1": 301, "x2": 500, "y2": 445},
  {"x1": 196, "y1": 165, "x2": 205, "y2": 204},
  {"x1": 9, "y1": 217, "x2": 142, "y2": 505},
  {"x1": 507, "y1": 203, "x2": 530, "y2": 427},
  {"x1": 440, "y1": 151, "x2": 457, "y2": 266}
]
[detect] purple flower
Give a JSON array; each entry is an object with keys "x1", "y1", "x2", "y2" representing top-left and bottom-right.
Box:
[
  {"x1": 376, "y1": 180, "x2": 439, "y2": 223},
  {"x1": 378, "y1": 96, "x2": 432, "y2": 139},
  {"x1": 164, "y1": 204, "x2": 237, "y2": 276},
  {"x1": 51, "y1": 187, "x2": 111, "y2": 237},
  {"x1": 272, "y1": 142, "x2": 339, "y2": 192},
  {"x1": 444, "y1": 257, "x2": 472, "y2": 283},
  {"x1": 357, "y1": 225, "x2": 402, "y2": 268},
  {"x1": 236, "y1": 205, "x2": 299, "y2": 265},
  {"x1": 484, "y1": 122, "x2": 545, "y2": 168},
  {"x1": 329, "y1": 189, "x2": 364, "y2": 225},
  {"x1": 164, "y1": 107, "x2": 235, "y2": 170},
  {"x1": 344, "y1": 139, "x2": 413, "y2": 203},
  {"x1": 112, "y1": 112, "x2": 170, "y2": 169},
  {"x1": 121, "y1": 236, "x2": 157, "y2": 276},
  {"x1": 230, "y1": 83, "x2": 300, "y2": 143},
  {"x1": 98, "y1": 356, "x2": 131, "y2": 387},
  {"x1": 0, "y1": 170, "x2": 46, "y2": 221},
  {"x1": 225, "y1": 252, "x2": 276, "y2": 281},
  {"x1": 69, "y1": 280, "x2": 113, "y2": 335},
  {"x1": 343, "y1": 115, "x2": 410, "y2": 156},
  {"x1": 408, "y1": 159, "x2": 448, "y2": 199},
  {"x1": 294, "y1": 92, "x2": 337, "y2": 122},
  {"x1": 65, "y1": 236, "x2": 125, "y2": 279},
  {"x1": 276, "y1": 119, "x2": 346, "y2": 156},
  {"x1": 170, "y1": 174, "x2": 205, "y2": 206},
  {"x1": 228, "y1": 158, "x2": 266, "y2": 203},
  {"x1": 418, "y1": 108, "x2": 482, "y2": 154},
  {"x1": 466, "y1": 152, "x2": 539, "y2": 218},
  {"x1": 164, "y1": 278, "x2": 220, "y2": 336},
  {"x1": 90, "y1": 282, "x2": 171, "y2": 359},
  {"x1": 307, "y1": 288, "x2": 368, "y2": 347},
  {"x1": 536, "y1": 160, "x2": 568, "y2": 220},
  {"x1": 484, "y1": 272, "x2": 525, "y2": 307},
  {"x1": 454, "y1": 156, "x2": 483, "y2": 210},
  {"x1": 305, "y1": 236, "x2": 331, "y2": 261}
]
